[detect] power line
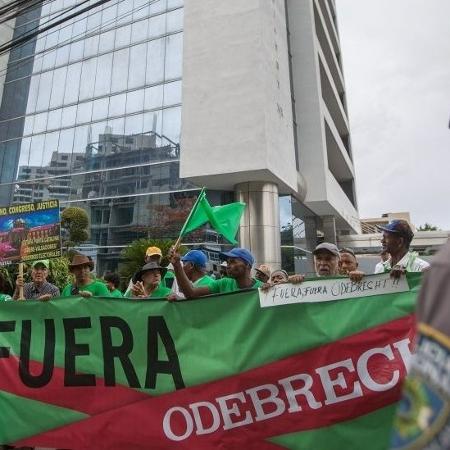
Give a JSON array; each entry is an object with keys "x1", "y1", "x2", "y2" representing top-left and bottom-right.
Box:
[
  {"x1": 1, "y1": 0, "x2": 90, "y2": 41},
  {"x1": 0, "y1": 0, "x2": 34, "y2": 17},
  {"x1": 0, "y1": 0, "x2": 172, "y2": 79},
  {"x1": 0, "y1": 0, "x2": 57, "y2": 25},
  {"x1": 0, "y1": 0, "x2": 115, "y2": 56}
]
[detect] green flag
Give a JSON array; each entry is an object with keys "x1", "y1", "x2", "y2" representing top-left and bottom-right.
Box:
[{"x1": 179, "y1": 188, "x2": 245, "y2": 244}]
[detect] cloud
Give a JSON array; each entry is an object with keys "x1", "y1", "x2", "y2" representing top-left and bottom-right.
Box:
[{"x1": 337, "y1": 0, "x2": 450, "y2": 229}]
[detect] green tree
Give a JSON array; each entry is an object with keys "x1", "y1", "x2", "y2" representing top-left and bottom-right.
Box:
[
  {"x1": 0, "y1": 266, "x2": 15, "y2": 295},
  {"x1": 119, "y1": 238, "x2": 186, "y2": 282},
  {"x1": 61, "y1": 207, "x2": 89, "y2": 247},
  {"x1": 418, "y1": 223, "x2": 439, "y2": 231},
  {"x1": 47, "y1": 256, "x2": 71, "y2": 290}
]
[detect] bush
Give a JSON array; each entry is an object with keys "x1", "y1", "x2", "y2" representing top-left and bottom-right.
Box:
[
  {"x1": 119, "y1": 238, "x2": 186, "y2": 283},
  {"x1": 61, "y1": 207, "x2": 89, "y2": 247}
]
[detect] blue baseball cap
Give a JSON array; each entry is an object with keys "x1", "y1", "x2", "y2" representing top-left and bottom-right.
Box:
[
  {"x1": 181, "y1": 250, "x2": 208, "y2": 268},
  {"x1": 219, "y1": 248, "x2": 254, "y2": 267},
  {"x1": 377, "y1": 220, "x2": 414, "y2": 241}
]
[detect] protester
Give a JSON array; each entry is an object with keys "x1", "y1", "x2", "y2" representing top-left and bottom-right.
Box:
[
  {"x1": 254, "y1": 264, "x2": 271, "y2": 283},
  {"x1": 13, "y1": 260, "x2": 60, "y2": 301},
  {"x1": 103, "y1": 272, "x2": 123, "y2": 298},
  {"x1": 169, "y1": 247, "x2": 263, "y2": 298},
  {"x1": 145, "y1": 246, "x2": 163, "y2": 264},
  {"x1": 338, "y1": 248, "x2": 358, "y2": 275},
  {"x1": 127, "y1": 261, "x2": 171, "y2": 299},
  {"x1": 62, "y1": 254, "x2": 111, "y2": 298},
  {"x1": 125, "y1": 245, "x2": 171, "y2": 296},
  {"x1": 180, "y1": 250, "x2": 214, "y2": 287},
  {"x1": 313, "y1": 242, "x2": 340, "y2": 276},
  {"x1": 0, "y1": 273, "x2": 12, "y2": 302},
  {"x1": 270, "y1": 269, "x2": 289, "y2": 285},
  {"x1": 375, "y1": 220, "x2": 429, "y2": 275},
  {"x1": 168, "y1": 250, "x2": 214, "y2": 300},
  {"x1": 262, "y1": 242, "x2": 339, "y2": 288}
]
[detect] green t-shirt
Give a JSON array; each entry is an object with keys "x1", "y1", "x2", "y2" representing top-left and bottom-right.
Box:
[
  {"x1": 208, "y1": 277, "x2": 263, "y2": 294},
  {"x1": 62, "y1": 280, "x2": 111, "y2": 297},
  {"x1": 162, "y1": 271, "x2": 175, "y2": 288},
  {"x1": 110, "y1": 289, "x2": 123, "y2": 298},
  {"x1": 124, "y1": 283, "x2": 171, "y2": 299},
  {"x1": 193, "y1": 275, "x2": 215, "y2": 288},
  {"x1": 148, "y1": 285, "x2": 172, "y2": 298},
  {"x1": 0, "y1": 293, "x2": 12, "y2": 301}
]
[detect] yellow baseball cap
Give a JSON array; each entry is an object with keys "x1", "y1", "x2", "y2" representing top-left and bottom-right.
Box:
[{"x1": 145, "y1": 246, "x2": 162, "y2": 257}]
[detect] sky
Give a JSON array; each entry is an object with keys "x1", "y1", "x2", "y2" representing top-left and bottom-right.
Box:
[
  {"x1": 336, "y1": 0, "x2": 450, "y2": 230},
  {"x1": 0, "y1": 209, "x2": 59, "y2": 232}
]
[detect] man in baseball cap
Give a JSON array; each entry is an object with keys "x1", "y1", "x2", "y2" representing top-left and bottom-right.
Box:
[
  {"x1": 168, "y1": 247, "x2": 263, "y2": 299},
  {"x1": 168, "y1": 250, "x2": 215, "y2": 300},
  {"x1": 313, "y1": 242, "x2": 341, "y2": 277},
  {"x1": 182, "y1": 250, "x2": 214, "y2": 288},
  {"x1": 375, "y1": 220, "x2": 429, "y2": 274},
  {"x1": 145, "y1": 246, "x2": 163, "y2": 263},
  {"x1": 13, "y1": 259, "x2": 60, "y2": 301}
]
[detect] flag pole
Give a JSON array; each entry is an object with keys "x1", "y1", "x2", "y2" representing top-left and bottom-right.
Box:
[
  {"x1": 173, "y1": 187, "x2": 205, "y2": 250},
  {"x1": 18, "y1": 262, "x2": 25, "y2": 301}
]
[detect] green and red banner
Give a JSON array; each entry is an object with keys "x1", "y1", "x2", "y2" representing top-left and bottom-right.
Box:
[{"x1": 0, "y1": 273, "x2": 420, "y2": 449}]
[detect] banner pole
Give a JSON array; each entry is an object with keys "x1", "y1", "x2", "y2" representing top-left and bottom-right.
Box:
[{"x1": 18, "y1": 262, "x2": 25, "y2": 301}]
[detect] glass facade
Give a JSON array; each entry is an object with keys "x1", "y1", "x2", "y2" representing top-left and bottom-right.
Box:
[{"x1": 0, "y1": 0, "x2": 213, "y2": 273}]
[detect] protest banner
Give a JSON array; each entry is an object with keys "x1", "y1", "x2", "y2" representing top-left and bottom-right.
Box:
[
  {"x1": 0, "y1": 273, "x2": 420, "y2": 449},
  {"x1": 0, "y1": 199, "x2": 61, "y2": 266}
]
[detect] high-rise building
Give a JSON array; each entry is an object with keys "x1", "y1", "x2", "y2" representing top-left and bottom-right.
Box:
[
  {"x1": 0, "y1": 0, "x2": 15, "y2": 104},
  {"x1": 0, "y1": 0, "x2": 359, "y2": 274}
]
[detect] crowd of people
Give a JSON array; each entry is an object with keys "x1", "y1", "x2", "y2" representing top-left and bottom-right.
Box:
[{"x1": 0, "y1": 219, "x2": 430, "y2": 302}]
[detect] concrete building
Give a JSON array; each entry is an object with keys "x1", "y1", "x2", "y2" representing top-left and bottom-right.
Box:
[
  {"x1": 13, "y1": 151, "x2": 85, "y2": 203},
  {"x1": 181, "y1": 0, "x2": 359, "y2": 268},
  {"x1": 361, "y1": 212, "x2": 415, "y2": 234},
  {"x1": 0, "y1": 0, "x2": 358, "y2": 273}
]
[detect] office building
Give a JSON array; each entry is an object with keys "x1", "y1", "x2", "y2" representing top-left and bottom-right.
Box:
[{"x1": 0, "y1": 0, "x2": 359, "y2": 273}]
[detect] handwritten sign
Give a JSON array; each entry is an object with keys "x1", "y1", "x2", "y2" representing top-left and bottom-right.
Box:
[{"x1": 259, "y1": 273, "x2": 410, "y2": 308}]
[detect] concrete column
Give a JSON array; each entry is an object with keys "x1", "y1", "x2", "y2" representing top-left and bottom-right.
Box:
[
  {"x1": 322, "y1": 215, "x2": 337, "y2": 244},
  {"x1": 235, "y1": 182, "x2": 281, "y2": 270},
  {"x1": 302, "y1": 216, "x2": 318, "y2": 274}
]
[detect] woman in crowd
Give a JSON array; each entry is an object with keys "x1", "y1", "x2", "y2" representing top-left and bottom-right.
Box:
[{"x1": 127, "y1": 261, "x2": 171, "y2": 299}]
